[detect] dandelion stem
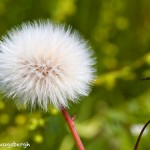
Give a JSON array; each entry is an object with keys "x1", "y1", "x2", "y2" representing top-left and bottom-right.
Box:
[{"x1": 61, "y1": 107, "x2": 85, "y2": 150}]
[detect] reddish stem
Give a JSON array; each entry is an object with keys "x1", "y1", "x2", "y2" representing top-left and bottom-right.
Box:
[{"x1": 61, "y1": 107, "x2": 85, "y2": 150}]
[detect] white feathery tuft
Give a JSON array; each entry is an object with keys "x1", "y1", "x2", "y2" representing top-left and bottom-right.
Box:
[{"x1": 0, "y1": 21, "x2": 95, "y2": 111}]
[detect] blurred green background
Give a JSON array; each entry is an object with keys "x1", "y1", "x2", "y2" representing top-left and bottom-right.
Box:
[{"x1": 0, "y1": 0, "x2": 150, "y2": 149}]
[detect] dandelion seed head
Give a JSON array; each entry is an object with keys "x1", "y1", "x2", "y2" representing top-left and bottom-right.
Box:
[{"x1": 0, "y1": 21, "x2": 95, "y2": 110}]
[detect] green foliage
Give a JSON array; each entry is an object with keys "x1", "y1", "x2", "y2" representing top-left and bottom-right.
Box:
[{"x1": 0, "y1": 0, "x2": 150, "y2": 149}]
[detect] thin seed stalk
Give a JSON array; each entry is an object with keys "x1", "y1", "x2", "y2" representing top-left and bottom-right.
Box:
[{"x1": 61, "y1": 107, "x2": 85, "y2": 150}]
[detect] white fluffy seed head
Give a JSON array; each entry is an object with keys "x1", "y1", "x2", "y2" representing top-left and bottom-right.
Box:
[{"x1": 0, "y1": 21, "x2": 95, "y2": 111}]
